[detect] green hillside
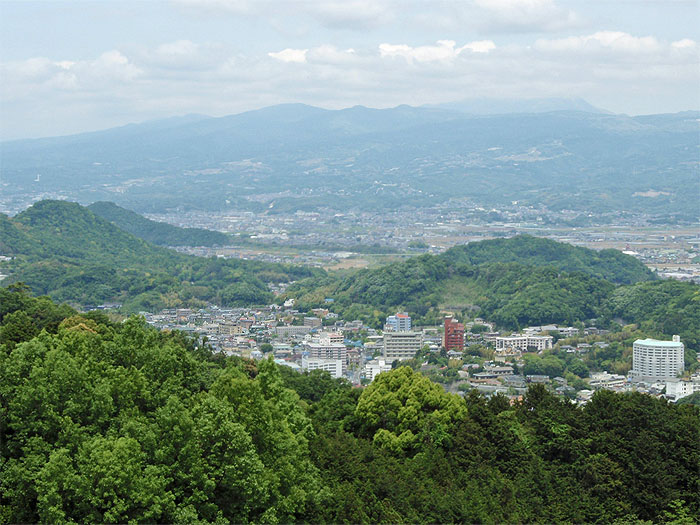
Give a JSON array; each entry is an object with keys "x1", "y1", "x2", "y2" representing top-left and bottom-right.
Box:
[
  {"x1": 1, "y1": 200, "x2": 321, "y2": 311},
  {"x1": 442, "y1": 235, "x2": 654, "y2": 284},
  {"x1": 284, "y1": 235, "x2": 698, "y2": 348},
  {"x1": 1, "y1": 287, "x2": 698, "y2": 523},
  {"x1": 88, "y1": 201, "x2": 230, "y2": 247},
  {"x1": 12, "y1": 200, "x2": 169, "y2": 263}
]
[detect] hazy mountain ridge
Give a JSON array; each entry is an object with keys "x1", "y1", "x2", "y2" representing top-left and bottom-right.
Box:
[
  {"x1": 426, "y1": 96, "x2": 608, "y2": 114},
  {"x1": 1, "y1": 104, "x2": 698, "y2": 216}
]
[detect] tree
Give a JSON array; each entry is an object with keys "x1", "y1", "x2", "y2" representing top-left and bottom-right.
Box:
[{"x1": 355, "y1": 366, "x2": 467, "y2": 453}]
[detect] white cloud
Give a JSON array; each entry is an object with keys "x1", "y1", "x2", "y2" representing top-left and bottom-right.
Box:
[
  {"x1": 173, "y1": 0, "x2": 581, "y2": 33},
  {"x1": 3, "y1": 51, "x2": 141, "y2": 94},
  {"x1": 90, "y1": 51, "x2": 141, "y2": 81},
  {"x1": 671, "y1": 38, "x2": 697, "y2": 49},
  {"x1": 173, "y1": 0, "x2": 395, "y2": 30},
  {"x1": 462, "y1": 40, "x2": 497, "y2": 53},
  {"x1": 307, "y1": 45, "x2": 358, "y2": 64},
  {"x1": 301, "y1": 0, "x2": 394, "y2": 29},
  {"x1": 379, "y1": 40, "x2": 496, "y2": 62},
  {"x1": 536, "y1": 31, "x2": 662, "y2": 53},
  {"x1": 268, "y1": 48, "x2": 308, "y2": 63}
]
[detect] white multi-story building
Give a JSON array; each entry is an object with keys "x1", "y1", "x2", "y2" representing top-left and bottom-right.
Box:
[
  {"x1": 524, "y1": 325, "x2": 580, "y2": 338},
  {"x1": 630, "y1": 336, "x2": 684, "y2": 382},
  {"x1": 589, "y1": 371, "x2": 626, "y2": 389},
  {"x1": 557, "y1": 326, "x2": 581, "y2": 338},
  {"x1": 665, "y1": 377, "x2": 700, "y2": 401},
  {"x1": 303, "y1": 341, "x2": 347, "y2": 372},
  {"x1": 365, "y1": 358, "x2": 392, "y2": 382},
  {"x1": 301, "y1": 356, "x2": 344, "y2": 379},
  {"x1": 496, "y1": 334, "x2": 553, "y2": 352},
  {"x1": 383, "y1": 331, "x2": 423, "y2": 362},
  {"x1": 385, "y1": 312, "x2": 412, "y2": 332}
]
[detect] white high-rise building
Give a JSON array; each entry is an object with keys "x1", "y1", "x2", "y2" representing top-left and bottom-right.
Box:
[
  {"x1": 630, "y1": 336, "x2": 684, "y2": 382},
  {"x1": 365, "y1": 358, "x2": 392, "y2": 382}
]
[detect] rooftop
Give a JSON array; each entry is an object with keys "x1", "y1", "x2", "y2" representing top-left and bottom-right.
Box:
[{"x1": 634, "y1": 338, "x2": 683, "y2": 348}]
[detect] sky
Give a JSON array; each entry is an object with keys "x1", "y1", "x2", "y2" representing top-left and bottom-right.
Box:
[{"x1": 0, "y1": 0, "x2": 698, "y2": 139}]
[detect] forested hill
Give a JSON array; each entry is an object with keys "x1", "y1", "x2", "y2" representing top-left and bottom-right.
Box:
[
  {"x1": 8, "y1": 200, "x2": 170, "y2": 262},
  {"x1": 88, "y1": 201, "x2": 230, "y2": 247},
  {"x1": 442, "y1": 235, "x2": 654, "y2": 284},
  {"x1": 0, "y1": 200, "x2": 322, "y2": 311},
  {"x1": 284, "y1": 236, "x2": 698, "y2": 349},
  {"x1": 1, "y1": 287, "x2": 698, "y2": 523}
]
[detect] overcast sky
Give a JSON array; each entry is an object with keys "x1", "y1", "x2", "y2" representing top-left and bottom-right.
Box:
[{"x1": 1, "y1": 0, "x2": 698, "y2": 139}]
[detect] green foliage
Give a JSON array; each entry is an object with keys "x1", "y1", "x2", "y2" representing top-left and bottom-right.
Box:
[
  {"x1": 288, "y1": 250, "x2": 621, "y2": 330},
  {"x1": 355, "y1": 367, "x2": 467, "y2": 453},
  {"x1": 442, "y1": 235, "x2": 654, "y2": 284},
  {"x1": 1, "y1": 200, "x2": 322, "y2": 311},
  {"x1": 603, "y1": 279, "x2": 700, "y2": 351},
  {"x1": 285, "y1": 236, "x2": 698, "y2": 351},
  {"x1": 0, "y1": 291, "x2": 323, "y2": 523},
  {"x1": 2, "y1": 271, "x2": 699, "y2": 524},
  {"x1": 0, "y1": 284, "x2": 76, "y2": 350},
  {"x1": 676, "y1": 392, "x2": 700, "y2": 407}
]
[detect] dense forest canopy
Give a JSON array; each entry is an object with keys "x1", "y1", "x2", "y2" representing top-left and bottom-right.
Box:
[{"x1": 1, "y1": 287, "x2": 698, "y2": 523}]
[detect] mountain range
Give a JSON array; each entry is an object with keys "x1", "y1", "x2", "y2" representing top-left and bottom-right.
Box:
[{"x1": 1, "y1": 102, "x2": 698, "y2": 217}]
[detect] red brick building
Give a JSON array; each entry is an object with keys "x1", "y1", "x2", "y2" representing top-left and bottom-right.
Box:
[{"x1": 443, "y1": 316, "x2": 465, "y2": 352}]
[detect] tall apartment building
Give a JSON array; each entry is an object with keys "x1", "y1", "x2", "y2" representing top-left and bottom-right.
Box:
[
  {"x1": 385, "y1": 312, "x2": 412, "y2": 332},
  {"x1": 444, "y1": 316, "x2": 464, "y2": 352},
  {"x1": 630, "y1": 336, "x2": 684, "y2": 382},
  {"x1": 383, "y1": 331, "x2": 423, "y2": 362}
]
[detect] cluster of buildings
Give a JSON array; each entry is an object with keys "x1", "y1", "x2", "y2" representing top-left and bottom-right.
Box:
[
  {"x1": 144, "y1": 306, "x2": 424, "y2": 383},
  {"x1": 574, "y1": 336, "x2": 697, "y2": 403},
  {"x1": 141, "y1": 305, "x2": 696, "y2": 401}
]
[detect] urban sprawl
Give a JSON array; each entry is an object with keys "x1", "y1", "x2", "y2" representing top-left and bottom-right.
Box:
[{"x1": 128, "y1": 302, "x2": 698, "y2": 404}]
